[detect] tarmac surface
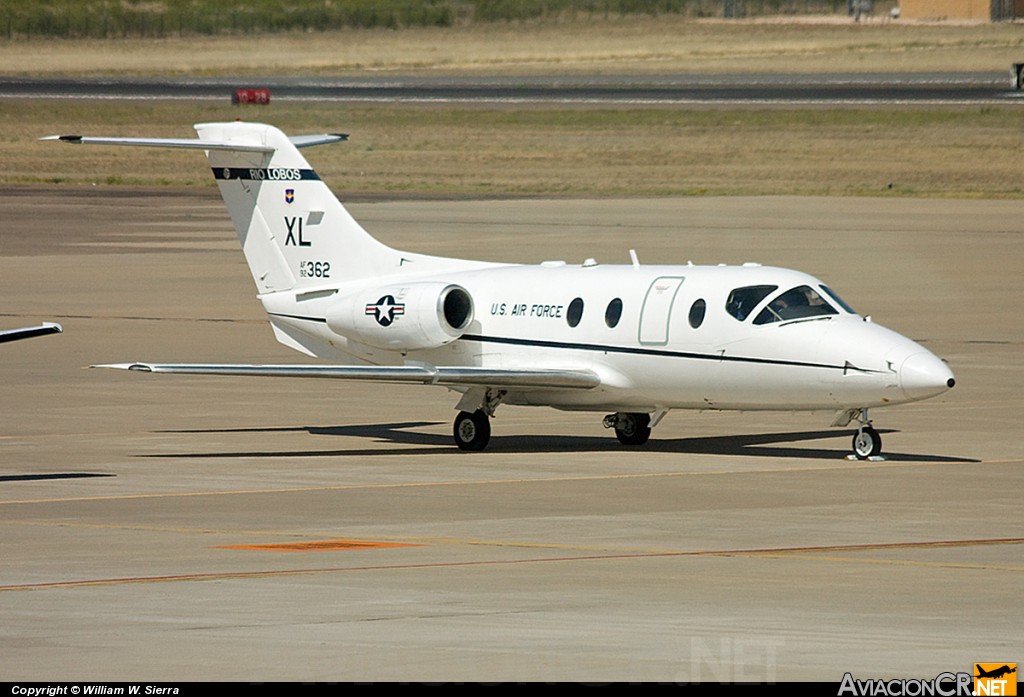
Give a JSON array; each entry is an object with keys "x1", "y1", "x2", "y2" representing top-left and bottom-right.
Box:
[{"x1": 1, "y1": 188, "x2": 1021, "y2": 682}]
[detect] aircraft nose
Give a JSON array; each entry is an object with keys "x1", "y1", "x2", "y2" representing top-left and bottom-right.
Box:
[{"x1": 899, "y1": 351, "x2": 956, "y2": 401}]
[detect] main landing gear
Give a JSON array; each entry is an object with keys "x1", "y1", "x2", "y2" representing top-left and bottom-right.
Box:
[
  {"x1": 453, "y1": 409, "x2": 491, "y2": 451},
  {"x1": 602, "y1": 412, "x2": 652, "y2": 446},
  {"x1": 453, "y1": 388, "x2": 506, "y2": 451},
  {"x1": 851, "y1": 408, "x2": 882, "y2": 460},
  {"x1": 452, "y1": 406, "x2": 659, "y2": 451}
]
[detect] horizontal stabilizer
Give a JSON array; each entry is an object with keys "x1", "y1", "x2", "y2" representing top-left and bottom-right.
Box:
[
  {"x1": 289, "y1": 134, "x2": 349, "y2": 149},
  {"x1": 41, "y1": 134, "x2": 274, "y2": 153},
  {"x1": 94, "y1": 363, "x2": 601, "y2": 390},
  {"x1": 41, "y1": 133, "x2": 347, "y2": 153}
]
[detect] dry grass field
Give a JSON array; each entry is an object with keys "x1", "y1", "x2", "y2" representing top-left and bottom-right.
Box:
[
  {"x1": 4, "y1": 100, "x2": 1024, "y2": 198},
  {"x1": 2, "y1": 16, "x2": 1024, "y2": 76},
  {"x1": 3, "y1": 16, "x2": 1024, "y2": 197}
]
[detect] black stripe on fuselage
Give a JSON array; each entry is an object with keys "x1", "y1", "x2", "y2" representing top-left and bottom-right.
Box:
[
  {"x1": 266, "y1": 312, "x2": 879, "y2": 374},
  {"x1": 461, "y1": 334, "x2": 878, "y2": 374},
  {"x1": 212, "y1": 167, "x2": 321, "y2": 182},
  {"x1": 269, "y1": 312, "x2": 328, "y2": 324}
]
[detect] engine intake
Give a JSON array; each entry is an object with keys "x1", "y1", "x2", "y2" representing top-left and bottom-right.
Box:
[{"x1": 327, "y1": 282, "x2": 473, "y2": 352}]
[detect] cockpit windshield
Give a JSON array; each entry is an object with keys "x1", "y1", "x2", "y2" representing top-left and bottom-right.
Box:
[
  {"x1": 725, "y1": 285, "x2": 777, "y2": 322},
  {"x1": 753, "y1": 285, "x2": 838, "y2": 325},
  {"x1": 819, "y1": 285, "x2": 857, "y2": 314}
]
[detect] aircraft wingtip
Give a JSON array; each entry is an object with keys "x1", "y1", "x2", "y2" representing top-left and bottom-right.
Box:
[{"x1": 90, "y1": 362, "x2": 153, "y2": 372}]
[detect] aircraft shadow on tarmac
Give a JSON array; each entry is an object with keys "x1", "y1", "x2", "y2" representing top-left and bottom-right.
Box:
[{"x1": 150, "y1": 423, "x2": 977, "y2": 463}]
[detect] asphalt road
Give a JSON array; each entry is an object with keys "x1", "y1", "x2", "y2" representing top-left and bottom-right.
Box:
[
  {"x1": 1, "y1": 188, "x2": 1021, "y2": 681},
  {"x1": 0, "y1": 72, "x2": 1019, "y2": 104}
]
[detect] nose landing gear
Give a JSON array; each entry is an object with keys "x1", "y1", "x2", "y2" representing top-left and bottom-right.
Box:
[{"x1": 851, "y1": 409, "x2": 883, "y2": 460}]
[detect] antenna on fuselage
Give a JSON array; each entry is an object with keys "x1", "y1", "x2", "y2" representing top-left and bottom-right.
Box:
[{"x1": 629, "y1": 249, "x2": 640, "y2": 270}]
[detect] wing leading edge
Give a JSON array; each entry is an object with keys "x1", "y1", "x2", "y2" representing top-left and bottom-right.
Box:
[{"x1": 94, "y1": 363, "x2": 601, "y2": 390}]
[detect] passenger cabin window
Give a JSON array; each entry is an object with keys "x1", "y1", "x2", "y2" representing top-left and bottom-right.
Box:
[
  {"x1": 567, "y1": 297, "x2": 584, "y2": 327},
  {"x1": 688, "y1": 299, "x2": 706, "y2": 329},
  {"x1": 753, "y1": 285, "x2": 838, "y2": 325},
  {"x1": 725, "y1": 285, "x2": 776, "y2": 322},
  {"x1": 605, "y1": 298, "x2": 623, "y2": 328}
]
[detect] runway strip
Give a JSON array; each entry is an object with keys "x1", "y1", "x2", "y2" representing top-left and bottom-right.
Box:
[{"x1": 0, "y1": 72, "x2": 1017, "y2": 104}]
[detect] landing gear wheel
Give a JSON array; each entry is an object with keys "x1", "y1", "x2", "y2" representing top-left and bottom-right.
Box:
[
  {"x1": 852, "y1": 426, "x2": 882, "y2": 460},
  {"x1": 453, "y1": 409, "x2": 491, "y2": 451},
  {"x1": 615, "y1": 412, "x2": 652, "y2": 446}
]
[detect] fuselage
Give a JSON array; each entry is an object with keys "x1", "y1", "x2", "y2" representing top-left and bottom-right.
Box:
[{"x1": 260, "y1": 261, "x2": 955, "y2": 414}]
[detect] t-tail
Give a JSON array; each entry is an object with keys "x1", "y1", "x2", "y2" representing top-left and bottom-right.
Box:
[{"x1": 44, "y1": 122, "x2": 405, "y2": 294}]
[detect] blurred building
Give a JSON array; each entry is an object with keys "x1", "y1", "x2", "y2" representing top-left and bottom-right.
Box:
[{"x1": 898, "y1": 0, "x2": 1021, "y2": 20}]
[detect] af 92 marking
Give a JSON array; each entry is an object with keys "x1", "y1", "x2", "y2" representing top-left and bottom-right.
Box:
[{"x1": 299, "y1": 260, "x2": 331, "y2": 278}]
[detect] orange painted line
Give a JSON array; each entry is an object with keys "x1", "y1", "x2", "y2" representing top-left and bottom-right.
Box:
[
  {"x1": 2, "y1": 536, "x2": 1020, "y2": 592},
  {"x1": 216, "y1": 539, "x2": 419, "y2": 552}
]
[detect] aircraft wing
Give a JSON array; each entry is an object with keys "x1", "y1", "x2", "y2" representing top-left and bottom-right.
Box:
[
  {"x1": 94, "y1": 363, "x2": 601, "y2": 390},
  {"x1": 0, "y1": 322, "x2": 63, "y2": 344}
]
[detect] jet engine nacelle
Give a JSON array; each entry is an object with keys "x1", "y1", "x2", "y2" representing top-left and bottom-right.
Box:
[{"x1": 326, "y1": 282, "x2": 474, "y2": 352}]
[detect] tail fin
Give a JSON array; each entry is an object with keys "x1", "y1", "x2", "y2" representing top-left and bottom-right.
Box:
[
  {"x1": 45, "y1": 122, "x2": 396, "y2": 294},
  {"x1": 197, "y1": 122, "x2": 395, "y2": 293}
]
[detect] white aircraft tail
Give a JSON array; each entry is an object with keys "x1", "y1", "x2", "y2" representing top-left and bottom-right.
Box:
[
  {"x1": 46, "y1": 122, "x2": 399, "y2": 294},
  {"x1": 197, "y1": 122, "x2": 396, "y2": 293}
]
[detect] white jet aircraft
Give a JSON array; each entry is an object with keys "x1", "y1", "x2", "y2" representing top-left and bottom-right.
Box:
[
  {"x1": 0, "y1": 322, "x2": 62, "y2": 344},
  {"x1": 45, "y1": 122, "x2": 955, "y2": 458}
]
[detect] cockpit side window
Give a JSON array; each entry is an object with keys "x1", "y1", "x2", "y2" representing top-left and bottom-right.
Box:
[
  {"x1": 725, "y1": 285, "x2": 777, "y2": 321},
  {"x1": 753, "y1": 285, "x2": 838, "y2": 325},
  {"x1": 820, "y1": 285, "x2": 857, "y2": 314}
]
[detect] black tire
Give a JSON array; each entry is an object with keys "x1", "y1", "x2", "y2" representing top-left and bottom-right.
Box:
[
  {"x1": 852, "y1": 426, "x2": 882, "y2": 460},
  {"x1": 614, "y1": 412, "x2": 651, "y2": 446},
  {"x1": 453, "y1": 409, "x2": 491, "y2": 451}
]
